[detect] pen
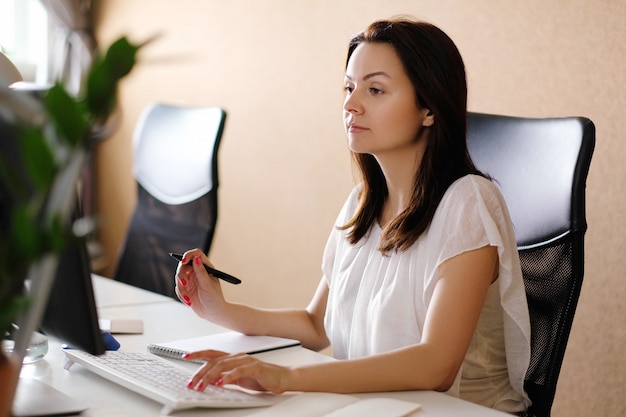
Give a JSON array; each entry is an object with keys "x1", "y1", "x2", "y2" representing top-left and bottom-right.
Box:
[{"x1": 169, "y1": 253, "x2": 242, "y2": 285}]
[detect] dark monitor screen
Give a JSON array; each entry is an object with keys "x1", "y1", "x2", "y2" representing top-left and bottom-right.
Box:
[{"x1": 40, "y1": 235, "x2": 105, "y2": 355}]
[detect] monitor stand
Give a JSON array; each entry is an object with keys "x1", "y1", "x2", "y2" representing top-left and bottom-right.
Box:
[{"x1": 12, "y1": 378, "x2": 88, "y2": 417}]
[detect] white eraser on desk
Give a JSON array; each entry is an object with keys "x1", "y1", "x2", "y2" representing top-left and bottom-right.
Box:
[{"x1": 99, "y1": 319, "x2": 144, "y2": 334}]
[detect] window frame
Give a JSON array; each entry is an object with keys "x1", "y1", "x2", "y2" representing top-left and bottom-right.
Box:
[{"x1": 0, "y1": 0, "x2": 51, "y2": 83}]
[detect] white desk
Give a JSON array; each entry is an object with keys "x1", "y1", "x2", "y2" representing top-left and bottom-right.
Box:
[
  {"x1": 92, "y1": 274, "x2": 173, "y2": 307},
  {"x1": 16, "y1": 276, "x2": 512, "y2": 417}
]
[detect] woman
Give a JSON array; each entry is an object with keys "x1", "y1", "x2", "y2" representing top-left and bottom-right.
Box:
[{"x1": 175, "y1": 18, "x2": 531, "y2": 414}]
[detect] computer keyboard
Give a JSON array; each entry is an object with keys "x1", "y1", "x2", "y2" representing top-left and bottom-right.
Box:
[{"x1": 63, "y1": 350, "x2": 272, "y2": 415}]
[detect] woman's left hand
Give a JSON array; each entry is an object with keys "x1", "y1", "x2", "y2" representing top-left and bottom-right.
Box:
[{"x1": 183, "y1": 350, "x2": 292, "y2": 394}]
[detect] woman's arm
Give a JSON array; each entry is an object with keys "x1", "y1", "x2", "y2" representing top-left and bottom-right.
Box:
[
  {"x1": 185, "y1": 245, "x2": 497, "y2": 393},
  {"x1": 175, "y1": 249, "x2": 330, "y2": 351}
]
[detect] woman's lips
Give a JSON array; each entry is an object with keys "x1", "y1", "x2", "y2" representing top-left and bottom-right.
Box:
[{"x1": 347, "y1": 123, "x2": 369, "y2": 133}]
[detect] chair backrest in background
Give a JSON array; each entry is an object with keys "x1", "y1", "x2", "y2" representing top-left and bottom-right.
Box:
[{"x1": 114, "y1": 103, "x2": 227, "y2": 298}]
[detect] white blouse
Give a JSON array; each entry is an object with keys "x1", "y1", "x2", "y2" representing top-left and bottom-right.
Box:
[{"x1": 322, "y1": 175, "x2": 531, "y2": 413}]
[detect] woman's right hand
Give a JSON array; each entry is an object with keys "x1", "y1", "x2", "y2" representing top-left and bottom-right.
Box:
[{"x1": 174, "y1": 248, "x2": 228, "y2": 321}]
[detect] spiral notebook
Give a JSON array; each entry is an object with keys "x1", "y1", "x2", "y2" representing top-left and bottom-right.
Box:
[{"x1": 147, "y1": 331, "x2": 301, "y2": 363}]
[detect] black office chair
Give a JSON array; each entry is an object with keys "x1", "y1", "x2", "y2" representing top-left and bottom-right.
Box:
[
  {"x1": 467, "y1": 112, "x2": 595, "y2": 417},
  {"x1": 114, "y1": 103, "x2": 227, "y2": 298}
]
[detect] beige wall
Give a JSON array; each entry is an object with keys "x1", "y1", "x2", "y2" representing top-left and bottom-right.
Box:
[{"x1": 93, "y1": 1, "x2": 625, "y2": 415}]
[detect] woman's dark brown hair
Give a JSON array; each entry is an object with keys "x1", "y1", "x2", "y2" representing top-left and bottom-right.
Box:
[{"x1": 341, "y1": 18, "x2": 483, "y2": 253}]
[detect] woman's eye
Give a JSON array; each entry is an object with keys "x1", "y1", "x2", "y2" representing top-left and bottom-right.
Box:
[
  {"x1": 344, "y1": 86, "x2": 354, "y2": 94},
  {"x1": 369, "y1": 87, "x2": 383, "y2": 94}
]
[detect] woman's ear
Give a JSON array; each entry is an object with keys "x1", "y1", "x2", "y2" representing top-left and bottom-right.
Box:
[{"x1": 422, "y1": 108, "x2": 435, "y2": 127}]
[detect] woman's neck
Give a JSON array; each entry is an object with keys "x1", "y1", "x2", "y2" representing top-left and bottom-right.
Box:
[{"x1": 375, "y1": 141, "x2": 426, "y2": 227}]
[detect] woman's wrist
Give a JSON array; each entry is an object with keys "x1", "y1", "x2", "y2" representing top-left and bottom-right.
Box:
[
  {"x1": 283, "y1": 366, "x2": 303, "y2": 392},
  {"x1": 197, "y1": 297, "x2": 231, "y2": 324}
]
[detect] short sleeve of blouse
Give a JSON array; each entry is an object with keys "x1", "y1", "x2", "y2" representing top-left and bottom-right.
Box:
[
  {"x1": 428, "y1": 175, "x2": 514, "y2": 269},
  {"x1": 321, "y1": 186, "x2": 360, "y2": 283}
]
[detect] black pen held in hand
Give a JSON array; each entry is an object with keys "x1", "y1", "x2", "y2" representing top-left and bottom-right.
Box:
[{"x1": 169, "y1": 253, "x2": 242, "y2": 285}]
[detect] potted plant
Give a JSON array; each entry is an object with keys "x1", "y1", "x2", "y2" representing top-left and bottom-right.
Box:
[{"x1": 0, "y1": 36, "x2": 143, "y2": 416}]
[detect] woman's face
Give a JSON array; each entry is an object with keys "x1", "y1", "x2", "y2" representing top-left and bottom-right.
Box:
[{"x1": 343, "y1": 42, "x2": 433, "y2": 158}]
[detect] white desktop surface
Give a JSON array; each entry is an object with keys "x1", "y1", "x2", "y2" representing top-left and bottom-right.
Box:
[
  {"x1": 17, "y1": 276, "x2": 512, "y2": 417},
  {"x1": 92, "y1": 274, "x2": 173, "y2": 307}
]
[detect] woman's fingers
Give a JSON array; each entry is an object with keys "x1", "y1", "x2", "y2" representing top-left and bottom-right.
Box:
[
  {"x1": 184, "y1": 352, "x2": 286, "y2": 394},
  {"x1": 217, "y1": 360, "x2": 274, "y2": 392},
  {"x1": 184, "y1": 351, "x2": 244, "y2": 390},
  {"x1": 174, "y1": 249, "x2": 210, "y2": 305},
  {"x1": 183, "y1": 349, "x2": 227, "y2": 362},
  {"x1": 181, "y1": 248, "x2": 204, "y2": 264}
]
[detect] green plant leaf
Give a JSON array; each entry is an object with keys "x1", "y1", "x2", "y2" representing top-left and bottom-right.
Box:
[
  {"x1": 19, "y1": 126, "x2": 57, "y2": 192},
  {"x1": 0, "y1": 295, "x2": 29, "y2": 336},
  {"x1": 9, "y1": 205, "x2": 40, "y2": 260},
  {"x1": 45, "y1": 214, "x2": 66, "y2": 252},
  {"x1": 44, "y1": 84, "x2": 90, "y2": 147},
  {"x1": 85, "y1": 37, "x2": 141, "y2": 120},
  {"x1": 83, "y1": 62, "x2": 116, "y2": 122},
  {"x1": 104, "y1": 37, "x2": 141, "y2": 80}
]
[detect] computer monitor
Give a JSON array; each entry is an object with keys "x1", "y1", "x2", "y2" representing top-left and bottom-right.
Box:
[{"x1": 39, "y1": 233, "x2": 105, "y2": 355}]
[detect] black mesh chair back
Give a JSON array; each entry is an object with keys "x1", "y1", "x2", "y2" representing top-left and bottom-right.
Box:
[
  {"x1": 114, "y1": 103, "x2": 226, "y2": 298},
  {"x1": 467, "y1": 112, "x2": 595, "y2": 417}
]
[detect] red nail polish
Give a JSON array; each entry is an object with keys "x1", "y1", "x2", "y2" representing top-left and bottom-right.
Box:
[
  {"x1": 215, "y1": 378, "x2": 224, "y2": 387},
  {"x1": 180, "y1": 278, "x2": 187, "y2": 287},
  {"x1": 182, "y1": 295, "x2": 191, "y2": 305},
  {"x1": 182, "y1": 353, "x2": 190, "y2": 359},
  {"x1": 195, "y1": 257, "x2": 201, "y2": 265},
  {"x1": 197, "y1": 382, "x2": 204, "y2": 391},
  {"x1": 181, "y1": 256, "x2": 187, "y2": 264},
  {"x1": 187, "y1": 380, "x2": 194, "y2": 388}
]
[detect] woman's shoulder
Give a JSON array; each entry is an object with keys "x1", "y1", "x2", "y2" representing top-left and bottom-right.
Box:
[
  {"x1": 449, "y1": 173, "x2": 495, "y2": 190},
  {"x1": 344, "y1": 183, "x2": 363, "y2": 210},
  {"x1": 445, "y1": 174, "x2": 501, "y2": 201},
  {"x1": 438, "y1": 174, "x2": 510, "y2": 221},
  {"x1": 332, "y1": 183, "x2": 362, "y2": 226}
]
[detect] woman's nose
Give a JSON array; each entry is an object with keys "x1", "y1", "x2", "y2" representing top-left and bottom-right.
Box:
[{"x1": 343, "y1": 91, "x2": 363, "y2": 114}]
